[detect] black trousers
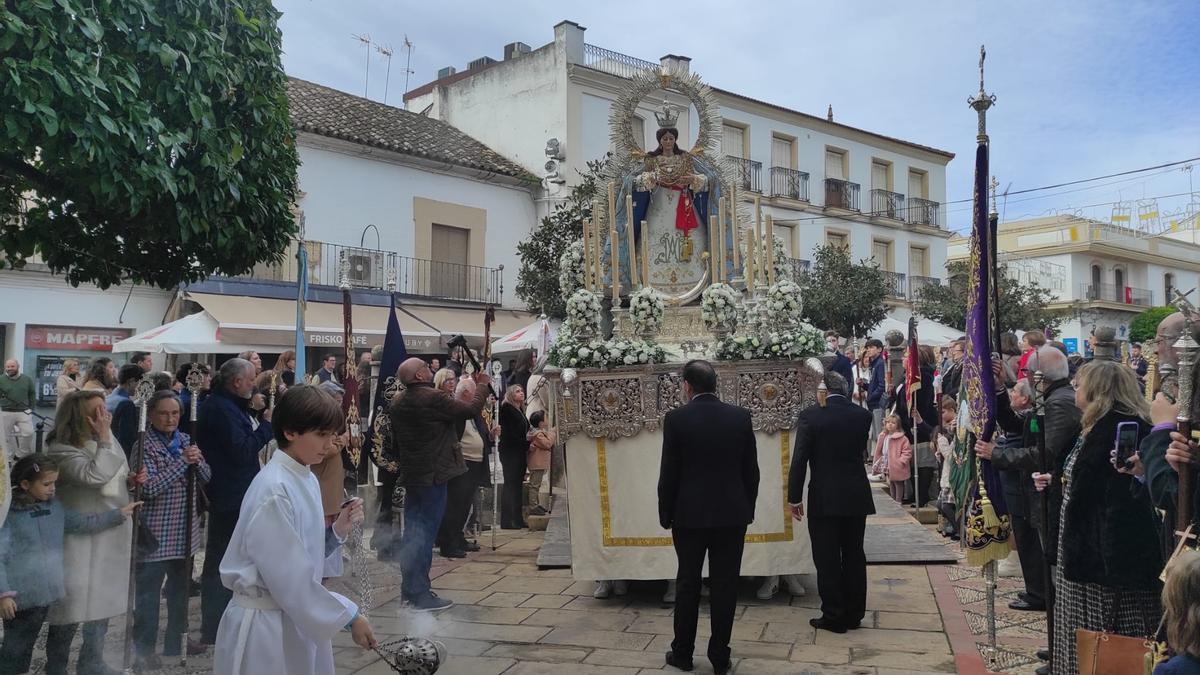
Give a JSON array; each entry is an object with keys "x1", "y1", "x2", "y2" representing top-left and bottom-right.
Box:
[
  {"x1": 45, "y1": 618, "x2": 108, "y2": 674},
  {"x1": 1012, "y1": 511, "x2": 1047, "y2": 604},
  {"x1": 437, "y1": 470, "x2": 476, "y2": 552},
  {"x1": 0, "y1": 605, "x2": 49, "y2": 675},
  {"x1": 134, "y1": 558, "x2": 190, "y2": 656},
  {"x1": 499, "y1": 450, "x2": 526, "y2": 529},
  {"x1": 373, "y1": 468, "x2": 400, "y2": 555},
  {"x1": 200, "y1": 509, "x2": 238, "y2": 642},
  {"x1": 808, "y1": 515, "x2": 868, "y2": 628},
  {"x1": 671, "y1": 524, "x2": 747, "y2": 668}
]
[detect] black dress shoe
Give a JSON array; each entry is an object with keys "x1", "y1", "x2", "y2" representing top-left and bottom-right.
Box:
[
  {"x1": 664, "y1": 651, "x2": 694, "y2": 671},
  {"x1": 440, "y1": 548, "x2": 467, "y2": 559},
  {"x1": 809, "y1": 617, "x2": 847, "y2": 634},
  {"x1": 1035, "y1": 663, "x2": 1051, "y2": 675},
  {"x1": 1036, "y1": 648, "x2": 1051, "y2": 661},
  {"x1": 711, "y1": 660, "x2": 731, "y2": 675},
  {"x1": 463, "y1": 540, "x2": 481, "y2": 552},
  {"x1": 1008, "y1": 597, "x2": 1046, "y2": 611}
]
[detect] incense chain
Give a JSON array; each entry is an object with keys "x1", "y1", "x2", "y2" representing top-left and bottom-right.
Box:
[{"x1": 350, "y1": 520, "x2": 374, "y2": 615}]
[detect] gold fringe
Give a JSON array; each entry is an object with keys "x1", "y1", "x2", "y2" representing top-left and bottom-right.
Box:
[
  {"x1": 966, "y1": 541, "x2": 1010, "y2": 567},
  {"x1": 980, "y1": 496, "x2": 1001, "y2": 530}
]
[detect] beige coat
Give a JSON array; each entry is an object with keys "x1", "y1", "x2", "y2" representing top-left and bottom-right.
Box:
[
  {"x1": 45, "y1": 438, "x2": 132, "y2": 625},
  {"x1": 55, "y1": 374, "x2": 83, "y2": 407}
]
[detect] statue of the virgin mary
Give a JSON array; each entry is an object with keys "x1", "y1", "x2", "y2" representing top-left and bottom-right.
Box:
[{"x1": 611, "y1": 101, "x2": 728, "y2": 302}]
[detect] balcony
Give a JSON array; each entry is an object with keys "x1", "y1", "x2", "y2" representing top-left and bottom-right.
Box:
[
  {"x1": 770, "y1": 167, "x2": 809, "y2": 201},
  {"x1": 727, "y1": 156, "x2": 762, "y2": 193},
  {"x1": 784, "y1": 257, "x2": 811, "y2": 279},
  {"x1": 908, "y1": 275, "x2": 941, "y2": 299},
  {"x1": 231, "y1": 240, "x2": 504, "y2": 304},
  {"x1": 881, "y1": 271, "x2": 907, "y2": 299},
  {"x1": 1080, "y1": 283, "x2": 1153, "y2": 307},
  {"x1": 824, "y1": 178, "x2": 860, "y2": 211},
  {"x1": 583, "y1": 44, "x2": 658, "y2": 79},
  {"x1": 907, "y1": 197, "x2": 940, "y2": 227},
  {"x1": 870, "y1": 189, "x2": 906, "y2": 221}
]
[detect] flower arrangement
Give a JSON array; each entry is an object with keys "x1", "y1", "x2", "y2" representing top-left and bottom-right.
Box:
[
  {"x1": 765, "y1": 279, "x2": 804, "y2": 328},
  {"x1": 629, "y1": 286, "x2": 666, "y2": 336},
  {"x1": 701, "y1": 283, "x2": 740, "y2": 331},
  {"x1": 548, "y1": 335, "x2": 667, "y2": 369},
  {"x1": 565, "y1": 288, "x2": 602, "y2": 336},
  {"x1": 558, "y1": 240, "x2": 586, "y2": 300},
  {"x1": 713, "y1": 323, "x2": 825, "y2": 361}
]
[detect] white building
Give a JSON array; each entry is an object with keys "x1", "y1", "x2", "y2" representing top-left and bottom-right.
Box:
[
  {"x1": 1, "y1": 76, "x2": 539, "y2": 414},
  {"x1": 405, "y1": 20, "x2": 955, "y2": 304},
  {"x1": 948, "y1": 214, "x2": 1200, "y2": 352}
]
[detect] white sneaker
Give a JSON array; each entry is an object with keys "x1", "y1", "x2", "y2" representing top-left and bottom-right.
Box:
[
  {"x1": 783, "y1": 574, "x2": 807, "y2": 597},
  {"x1": 997, "y1": 551, "x2": 1022, "y2": 578},
  {"x1": 613, "y1": 579, "x2": 629, "y2": 596},
  {"x1": 662, "y1": 579, "x2": 676, "y2": 604},
  {"x1": 593, "y1": 580, "x2": 613, "y2": 599},
  {"x1": 756, "y1": 575, "x2": 780, "y2": 600}
]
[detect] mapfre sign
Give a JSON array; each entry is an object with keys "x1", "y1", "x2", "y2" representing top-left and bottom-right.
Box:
[{"x1": 25, "y1": 325, "x2": 133, "y2": 352}]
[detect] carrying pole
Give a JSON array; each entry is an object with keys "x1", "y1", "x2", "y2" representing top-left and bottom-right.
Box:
[
  {"x1": 1031, "y1": 370, "x2": 1055, "y2": 655},
  {"x1": 122, "y1": 375, "x2": 156, "y2": 674}
]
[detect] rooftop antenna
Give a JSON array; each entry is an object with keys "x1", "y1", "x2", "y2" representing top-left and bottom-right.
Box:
[
  {"x1": 376, "y1": 43, "x2": 394, "y2": 104},
  {"x1": 402, "y1": 36, "x2": 416, "y2": 99},
  {"x1": 353, "y1": 33, "x2": 372, "y2": 98}
]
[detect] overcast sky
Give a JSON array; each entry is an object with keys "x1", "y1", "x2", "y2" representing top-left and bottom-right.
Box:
[{"x1": 273, "y1": 0, "x2": 1200, "y2": 233}]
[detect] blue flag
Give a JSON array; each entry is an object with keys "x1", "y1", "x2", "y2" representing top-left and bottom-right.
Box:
[
  {"x1": 361, "y1": 293, "x2": 406, "y2": 467},
  {"x1": 294, "y1": 243, "x2": 309, "y2": 379}
]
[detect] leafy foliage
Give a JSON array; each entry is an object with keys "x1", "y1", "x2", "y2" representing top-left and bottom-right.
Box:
[
  {"x1": 914, "y1": 260, "x2": 1073, "y2": 334},
  {"x1": 515, "y1": 159, "x2": 605, "y2": 318},
  {"x1": 797, "y1": 244, "x2": 888, "y2": 339},
  {"x1": 0, "y1": 0, "x2": 299, "y2": 288},
  {"x1": 1129, "y1": 306, "x2": 1176, "y2": 344}
]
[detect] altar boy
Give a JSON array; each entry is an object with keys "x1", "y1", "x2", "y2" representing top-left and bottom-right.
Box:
[{"x1": 215, "y1": 385, "x2": 376, "y2": 674}]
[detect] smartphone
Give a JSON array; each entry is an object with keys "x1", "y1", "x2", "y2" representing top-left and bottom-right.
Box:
[
  {"x1": 1115, "y1": 421, "x2": 1140, "y2": 467},
  {"x1": 340, "y1": 497, "x2": 360, "y2": 509}
]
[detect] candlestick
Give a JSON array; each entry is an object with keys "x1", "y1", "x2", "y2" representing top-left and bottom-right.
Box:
[
  {"x1": 765, "y1": 213, "x2": 776, "y2": 286},
  {"x1": 592, "y1": 200, "x2": 602, "y2": 287},
  {"x1": 745, "y1": 227, "x2": 756, "y2": 288},
  {"x1": 708, "y1": 215, "x2": 718, "y2": 281},
  {"x1": 608, "y1": 184, "x2": 619, "y2": 302},
  {"x1": 625, "y1": 193, "x2": 639, "y2": 287},
  {"x1": 729, "y1": 187, "x2": 740, "y2": 277},
  {"x1": 754, "y1": 195, "x2": 763, "y2": 275},
  {"x1": 716, "y1": 210, "x2": 725, "y2": 283},
  {"x1": 640, "y1": 221, "x2": 650, "y2": 287}
]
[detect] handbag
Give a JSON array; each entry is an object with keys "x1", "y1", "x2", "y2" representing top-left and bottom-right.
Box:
[
  {"x1": 135, "y1": 516, "x2": 160, "y2": 558},
  {"x1": 1074, "y1": 592, "x2": 1155, "y2": 675}
]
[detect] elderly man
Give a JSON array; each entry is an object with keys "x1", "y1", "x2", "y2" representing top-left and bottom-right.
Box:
[
  {"x1": 196, "y1": 358, "x2": 275, "y2": 643},
  {"x1": 0, "y1": 359, "x2": 36, "y2": 460},
  {"x1": 389, "y1": 357, "x2": 490, "y2": 612},
  {"x1": 941, "y1": 339, "x2": 965, "y2": 398}
]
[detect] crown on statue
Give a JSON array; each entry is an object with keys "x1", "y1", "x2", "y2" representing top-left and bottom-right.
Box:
[{"x1": 654, "y1": 102, "x2": 680, "y2": 129}]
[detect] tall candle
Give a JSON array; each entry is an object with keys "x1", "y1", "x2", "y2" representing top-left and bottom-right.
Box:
[
  {"x1": 608, "y1": 184, "x2": 619, "y2": 302},
  {"x1": 593, "y1": 200, "x2": 603, "y2": 290},
  {"x1": 717, "y1": 197, "x2": 726, "y2": 282},
  {"x1": 625, "y1": 194, "x2": 639, "y2": 287},
  {"x1": 765, "y1": 213, "x2": 776, "y2": 286},
  {"x1": 729, "y1": 187, "x2": 740, "y2": 275},
  {"x1": 745, "y1": 227, "x2": 756, "y2": 288},
  {"x1": 754, "y1": 196, "x2": 763, "y2": 276},
  {"x1": 582, "y1": 217, "x2": 592, "y2": 291},
  {"x1": 640, "y1": 221, "x2": 650, "y2": 286}
]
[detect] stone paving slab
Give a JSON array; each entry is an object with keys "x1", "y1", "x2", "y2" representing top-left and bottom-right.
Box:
[{"x1": 865, "y1": 490, "x2": 959, "y2": 564}]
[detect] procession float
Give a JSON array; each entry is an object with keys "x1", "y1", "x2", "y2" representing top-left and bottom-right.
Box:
[{"x1": 543, "y1": 65, "x2": 827, "y2": 581}]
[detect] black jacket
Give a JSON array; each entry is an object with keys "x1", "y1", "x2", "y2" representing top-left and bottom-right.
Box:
[
  {"x1": 941, "y1": 360, "x2": 963, "y2": 398},
  {"x1": 1140, "y1": 427, "x2": 1200, "y2": 560},
  {"x1": 196, "y1": 389, "x2": 275, "y2": 513},
  {"x1": 829, "y1": 352, "x2": 854, "y2": 387},
  {"x1": 498, "y1": 402, "x2": 530, "y2": 457},
  {"x1": 993, "y1": 379, "x2": 1080, "y2": 556},
  {"x1": 891, "y1": 364, "x2": 937, "y2": 444},
  {"x1": 388, "y1": 382, "x2": 485, "y2": 487},
  {"x1": 788, "y1": 395, "x2": 876, "y2": 517},
  {"x1": 1060, "y1": 413, "x2": 1163, "y2": 591},
  {"x1": 658, "y1": 394, "x2": 759, "y2": 530}
]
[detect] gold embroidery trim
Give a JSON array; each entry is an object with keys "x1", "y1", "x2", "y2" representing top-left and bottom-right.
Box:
[{"x1": 597, "y1": 430, "x2": 794, "y2": 547}]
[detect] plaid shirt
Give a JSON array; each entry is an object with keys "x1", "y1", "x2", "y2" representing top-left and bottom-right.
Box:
[{"x1": 139, "y1": 428, "x2": 211, "y2": 562}]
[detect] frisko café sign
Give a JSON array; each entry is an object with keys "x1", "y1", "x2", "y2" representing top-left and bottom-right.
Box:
[{"x1": 220, "y1": 325, "x2": 441, "y2": 353}]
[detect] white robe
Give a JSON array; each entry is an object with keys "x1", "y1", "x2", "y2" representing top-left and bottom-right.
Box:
[{"x1": 214, "y1": 451, "x2": 357, "y2": 675}]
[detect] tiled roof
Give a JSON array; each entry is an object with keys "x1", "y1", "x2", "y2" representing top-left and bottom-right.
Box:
[{"x1": 287, "y1": 78, "x2": 535, "y2": 181}]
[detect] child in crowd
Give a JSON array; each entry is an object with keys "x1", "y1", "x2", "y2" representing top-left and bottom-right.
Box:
[
  {"x1": 0, "y1": 455, "x2": 139, "y2": 675},
  {"x1": 526, "y1": 411, "x2": 556, "y2": 517},
  {"x1": 214, "y1": 385, "x2": 375, "y2": 674},
  {"x1": 933, "y1": 396, "x2": 959, "y2": 539},
  {"x1": 1155, "y1": 549, "x2": 1200, "y2": 674},
  {"x1": 873, "y1": 414, "x2": 912, "y2": 503}
]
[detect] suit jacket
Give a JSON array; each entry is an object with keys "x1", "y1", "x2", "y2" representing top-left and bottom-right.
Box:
[
  {"x1": 657, "y1": 394, "x2": 759, "y2": 529},
  {"x1": 789, "y1": 395, "x2": 876, "y2": 518}
]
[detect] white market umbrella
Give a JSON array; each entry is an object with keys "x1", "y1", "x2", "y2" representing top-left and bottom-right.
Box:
[
  {"x1": 490, "y1": 318, "x2": 557, "y2": 356},
  {"x1": 868, "y1": 312, "x2": 964, "y2": 347},
  {"x1": 112, "y1": 311, "x2": 268, "y2": 355}
]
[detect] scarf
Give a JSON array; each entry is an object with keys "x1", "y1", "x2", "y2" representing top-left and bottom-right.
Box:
[{"x1": 150, "y1": 428, "x2": 183, "y2": 458}]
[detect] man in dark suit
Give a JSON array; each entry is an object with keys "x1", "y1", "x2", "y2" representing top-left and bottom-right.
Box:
[
  {"x1": 658, "y1": 360, "x2": 759, "y2": 675},
  {"x1": 789, "y1": 371, "x2": 875, "y2": 633}
]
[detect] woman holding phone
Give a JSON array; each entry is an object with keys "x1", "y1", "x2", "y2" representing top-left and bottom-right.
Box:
[{"x1": 1032, "y1": 360, "x2": 1163, "y2": 674}]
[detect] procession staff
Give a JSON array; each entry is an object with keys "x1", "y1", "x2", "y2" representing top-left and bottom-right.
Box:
[
  {"x1": 1030, "y1": 371, "x2": 1055, "y2": 655},
  {"x1": 180, "y1": 365, "x2": 204, "y2": 666},
  {"x1": 122, "y1": 375, "x2": 157, "y2": 673},
  {"x1": 491, "y1": 360, "x2": 503, "y2": 551}
]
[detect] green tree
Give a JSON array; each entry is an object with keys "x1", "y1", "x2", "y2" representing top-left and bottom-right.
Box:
[
  {"x1": 914, "y1": 260, "x2": 1074, "y2": 334},
  {"x1": 515, "y1": 160, "x2": 605, "y2": 318},
  {"x1": 0, "y1": 0, "x2": 299, "y2": 289},
  {"x1": 1129, "y1": 306, "x2": 1176, "y2": 344},
  {"x1": 797, "y1": 244, "x2": 888, "y2": 339}
]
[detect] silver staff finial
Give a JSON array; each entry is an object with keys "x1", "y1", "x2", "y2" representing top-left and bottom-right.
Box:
[
  {"x1": 968, "y1": 44, "x2": 997, "y2": 144},
  {"x1": 338, "y1": 249, "x2": 351, "y2": 290}
]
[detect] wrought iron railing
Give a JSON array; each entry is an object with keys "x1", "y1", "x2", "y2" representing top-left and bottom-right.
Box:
[
  {"x1": 908, "y1": 275, "x2": 941, "y2": 299},
  {"x1": 870, "y1": 189, "x2": 906, "y2": 220},
  {"x1": 582, "y1": 44, "x2": 658, "y2": 79},
  {"x1": 726, "y1": 156, "x2": 762, "y2": 193},
  {"x1": 824, "y1": 178, "x2": 860, "y2": 211},
  {"x1": 231, "y1": 240, "x2": 504, "y2": 304},
  {"x1": 1080, "y1": 283, "x2": 1152, "y2": 307},
  {"x1": 770, "y1": 167, "x2": 809, "y2": 201},
  {"x1": 907, "y1": 197, "x2": 940, "y2": 227},
  {"x1": 881, "y1": 271, "x2": 907, "y2": 298},
  {"x1": 785, "y1": 257, "x2": 811, "y2": 279}
]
